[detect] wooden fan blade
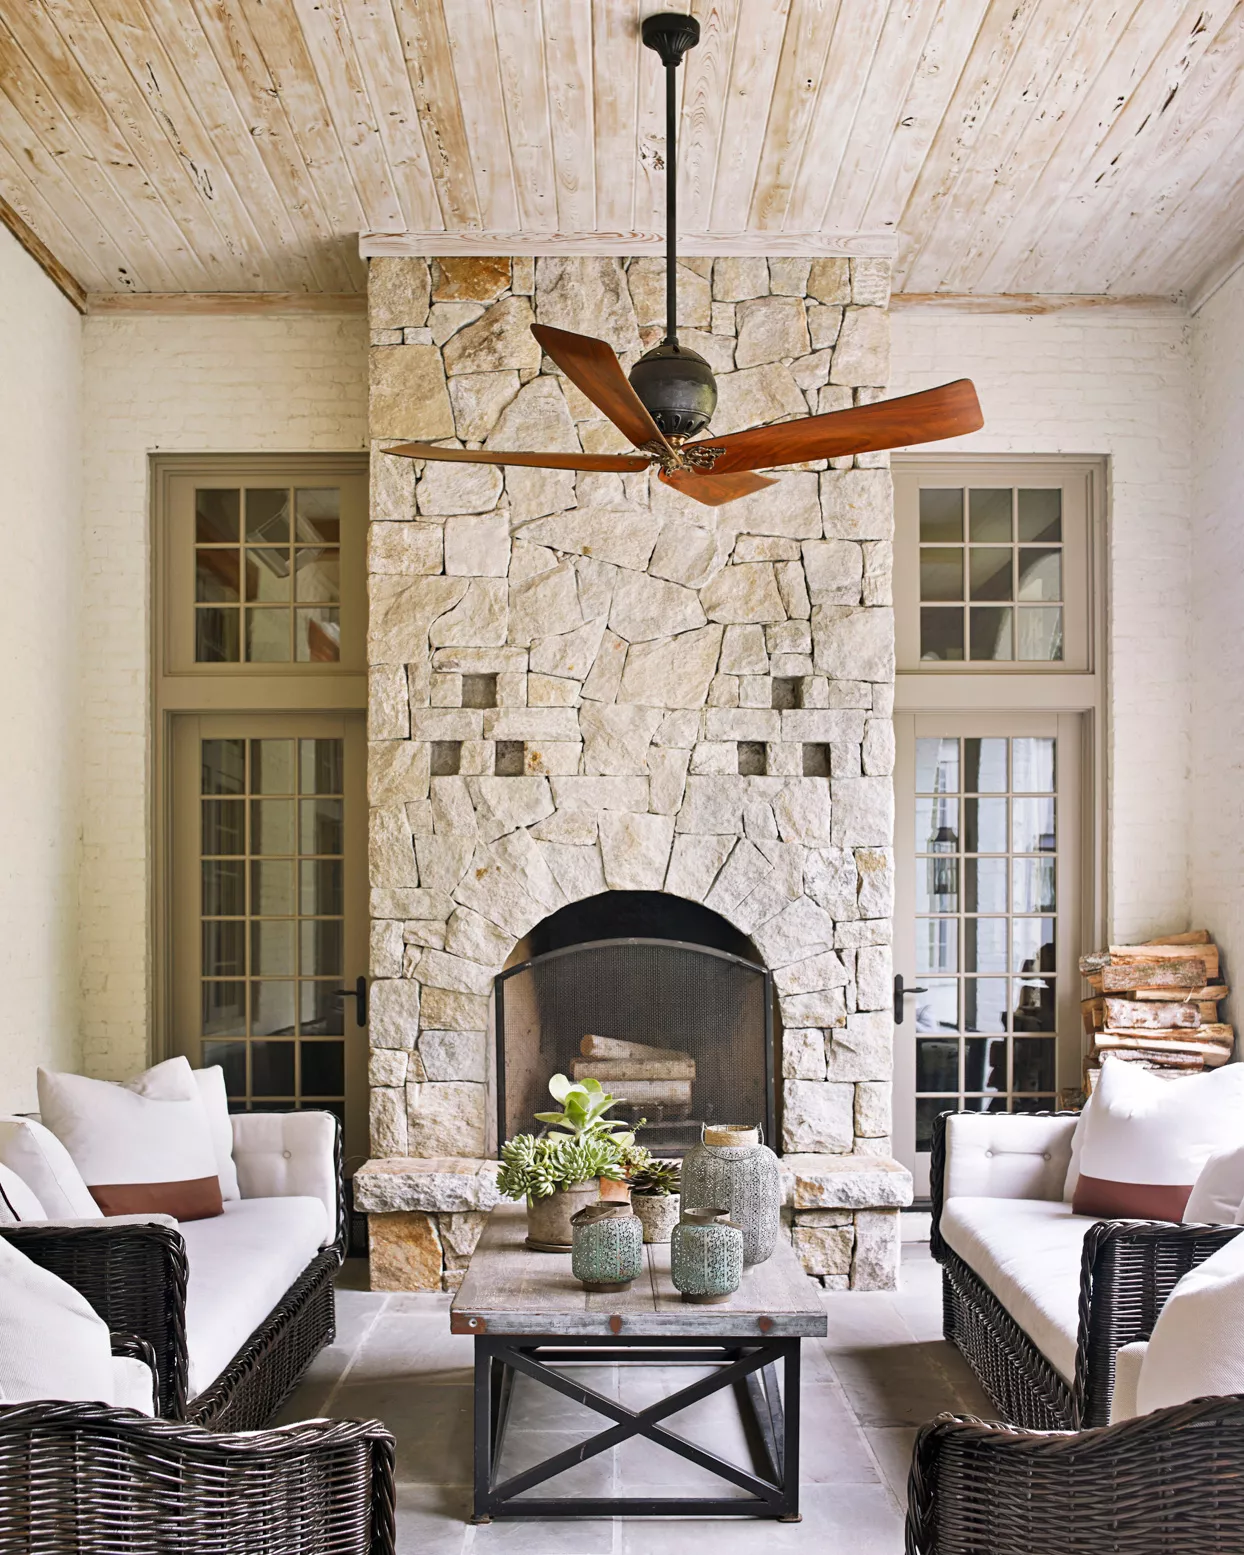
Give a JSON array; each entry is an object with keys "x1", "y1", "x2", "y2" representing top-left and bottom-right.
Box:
[
  {"x1": 685, "y1": 380, "x2": 984, "y2": 474},
  {"x1": 658, "y1": 469, "x2": 779, "y2": 506},
  {"x1": 385, "y1": 442, "x2": 651, "y2": 472},
  {"x1": 531, "y1": 323, "x2": 673, "y2": 453}
]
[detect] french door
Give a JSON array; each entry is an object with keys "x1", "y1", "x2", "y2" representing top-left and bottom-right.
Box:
[
  {"x1": 170, "y1": 712, "x2": 369, "y2": 1160},
  {"x1": 894, "y1": 713, "x2": 1085, "y2": 1196}
]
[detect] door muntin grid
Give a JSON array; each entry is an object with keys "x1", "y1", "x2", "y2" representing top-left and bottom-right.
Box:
[
  {"x1": 918, "y1": 487, "x2": 1063, "y2": 663},
  {"x1": 913, "y1": 734, "x2": 1057, "y2": 1150},
  {"x1": 199, "y1": 736, "x2": 346, "y2": 1124},
  {"x1": 194, "y1": 487, "x2": 341, "y2": 664}
]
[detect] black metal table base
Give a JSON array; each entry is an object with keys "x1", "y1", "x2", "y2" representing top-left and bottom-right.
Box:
[{"x1": 472, "y1": 1334, "x2": 802, "y2": 1521}]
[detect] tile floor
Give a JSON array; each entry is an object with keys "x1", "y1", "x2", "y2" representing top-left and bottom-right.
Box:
[{"x1": 277, "y1": 1242, "x2": 992, "y2": 1553}]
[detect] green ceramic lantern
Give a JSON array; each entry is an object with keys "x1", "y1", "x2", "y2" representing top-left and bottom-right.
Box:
[
  {"x1": 570, "y1": 1202, "x2": 644, "y2": 1293},
  {"x1": 670, "y1": 1206, "x2": 743, "y2": 1305}
]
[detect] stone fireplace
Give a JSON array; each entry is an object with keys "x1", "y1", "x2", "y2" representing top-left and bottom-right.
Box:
[{"x1": 354, "y1": 253, "x2": 912, "y2": 1292}]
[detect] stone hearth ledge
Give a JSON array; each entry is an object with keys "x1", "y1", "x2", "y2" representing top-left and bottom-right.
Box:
[{"x1": 353, "y1": 1152, "x2": 912, "y2": 1292}]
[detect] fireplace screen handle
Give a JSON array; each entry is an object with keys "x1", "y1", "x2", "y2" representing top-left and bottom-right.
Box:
[
  {"x1": 893, "y1": 974, "x2": 927, "y2": 1025},
  {"x1": 334, "y1": 975, "x2": 368, "y2": 1027}
]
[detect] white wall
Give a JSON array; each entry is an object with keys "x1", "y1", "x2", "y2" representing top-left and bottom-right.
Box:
[
  {"x1": 80, "y1": 313, "x2": 368, "y2": 1079},
  {"x1": 1190, "y1": 267, "x2": 1244, "y2": 1000},
  {"x1": 0, "y1": 228, "x2": 83, "y2": 1110},
  {"x1": 891, "y1": 305, "x2": 1194, "y2": 943}
]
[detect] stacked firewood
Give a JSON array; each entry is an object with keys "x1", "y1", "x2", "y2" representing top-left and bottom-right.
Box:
[
  {"x1": 572, "y1": 1034, "x2": 695, "y2": 1120},
  {"x1": 1081, "y1": 930, "x2": 1232, "y2": 1081}
]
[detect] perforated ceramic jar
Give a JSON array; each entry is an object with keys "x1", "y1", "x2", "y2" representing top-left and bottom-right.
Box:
[
  {"x1": 570, "y1": 1202, "x2": 643, "y2": 1293},
  {"x1": 679, "y1": 1124, "x2": 781, "y2": 1265},
  {"x1": 670, "y1": 1207, "x2": 743, "y2": 1304}
]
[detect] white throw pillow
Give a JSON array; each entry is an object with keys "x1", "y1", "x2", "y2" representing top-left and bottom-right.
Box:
[
  {"x1": 1072, "y1": 1058, "x2": 1244, "y2": 1221},
  {"x1": 38, "y1": 1057, "x2": 223, "y2": 1221},
  {"x1": 1184, "y1": 1143, "x2": 1244, "y2": 1225},
  {"x1": 1062, "y1": 1096, "x2": 1091, "y2": 1202},
  {"x1": 192, "y1": 1066, "x2": 240, "y2": 1202},
  {"x1": 1136, "y1": 1233, "x2": 1244, "y2": 1414},
  {"x1": 0, "y1": 1163, "x2": 45, "y2": 1224},
  {"x1": 0, "y1": 1235, "x2": 117, "y2": 1405},
  {"x1": 0, "y1": 1117, "x2": 100, "y2": 1220}
]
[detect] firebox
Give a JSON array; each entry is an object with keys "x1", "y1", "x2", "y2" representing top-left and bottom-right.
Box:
[{"x1": 494, "y1": 894, "x2": 775, "y2": 1157}]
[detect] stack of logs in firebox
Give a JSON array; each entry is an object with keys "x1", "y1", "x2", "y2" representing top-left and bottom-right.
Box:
[{"x1": 1081, "y1": 930, "x2": 1232, "y2": 1084}]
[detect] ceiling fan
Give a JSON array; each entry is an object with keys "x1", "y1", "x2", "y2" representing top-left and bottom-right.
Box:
[{"x1": 386, "y1": 13, "x2": 983, "y2": 506}]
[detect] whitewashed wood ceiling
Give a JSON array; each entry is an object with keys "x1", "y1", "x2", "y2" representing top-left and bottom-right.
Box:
[{"x1": 1, "y1": 0, "x2": 1241, "y2": 300}]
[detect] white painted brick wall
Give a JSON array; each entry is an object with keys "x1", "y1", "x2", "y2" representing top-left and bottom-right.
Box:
[
  {"x1": 1191, "y1": 268, "x2": 1244, "y2": 1006},
  {"x1": 0, "y1": 229, "x2": 83, "y2": 1111},
  {"x1": 891, "y1": 306, "x2": 1194, "y2": 943},
  {"x1": 80, "y1": 314, "x2": 368, "y2": 1079}
]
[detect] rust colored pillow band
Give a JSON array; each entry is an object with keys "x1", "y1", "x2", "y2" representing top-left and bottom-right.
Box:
[
  {"x1": 1072, "y1": 1174, "x2": 1192, "y2": 1223},
  {"x1": 90, "y1": 1176, "x2": 223, "y2": 1221}
]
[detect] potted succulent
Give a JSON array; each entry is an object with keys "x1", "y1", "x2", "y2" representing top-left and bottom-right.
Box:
[
  {"x1": 629, "y1": 1159, "x2": 682, "y2": 1243},
  {"x1": 498, "y1": 1075, "x2": 646, "y2": 1250}
]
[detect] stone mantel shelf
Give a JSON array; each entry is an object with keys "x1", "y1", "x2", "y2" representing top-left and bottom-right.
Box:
[{"x1": 352, "y1": 1153, "x2": 913, "y2": 1215}]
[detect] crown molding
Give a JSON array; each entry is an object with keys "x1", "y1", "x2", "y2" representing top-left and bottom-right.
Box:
[
  {"x1": 891, "y1": 292, "x2": 1185, "y2": 315},
  {"x1": 85, "y1": 292, "x2": 366, "y2": 315},
  {"x1": 359, "y1": 230, "x2": 899, "y2": 259}
]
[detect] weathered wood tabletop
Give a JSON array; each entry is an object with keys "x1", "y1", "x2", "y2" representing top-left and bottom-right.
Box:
[{"x1": 451, "y1": 1202, "x2": 828, "y2": 1338}]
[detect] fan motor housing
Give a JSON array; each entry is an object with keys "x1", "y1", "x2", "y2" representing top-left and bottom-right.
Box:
[{"x1": 629, "y1": 343, "x2": 717, "y2": 440}]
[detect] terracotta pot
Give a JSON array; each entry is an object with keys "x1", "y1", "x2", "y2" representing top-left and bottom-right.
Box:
[
  {"x1": 525, "y1": 1181, "x2": 603, "y2": 1251},
  {"x1": 632, "y1": 1192, "x2": 681, "y2": 1244},
  {"x1": 598, "y1": 1177, "x2": 632, "y2": 1204}
]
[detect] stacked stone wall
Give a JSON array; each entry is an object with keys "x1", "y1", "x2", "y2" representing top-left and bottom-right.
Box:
[{"x1": 365, "y1": 253, "x2": 899, "y2": 1286}]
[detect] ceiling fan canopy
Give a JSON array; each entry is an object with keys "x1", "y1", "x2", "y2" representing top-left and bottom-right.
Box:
[{"x1": 385, "y1": 10, "x2": 985, "y2": 505}]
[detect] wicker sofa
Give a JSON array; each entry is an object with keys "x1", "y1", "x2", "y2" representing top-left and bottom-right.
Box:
[
  {"x1": 0, "y1": 1400, "x2": 395, "y2": 1554},
  {"x1": 930, "y1": 1109, "x2": 1241, "y2": 1428},
  {"x1": 0, "y1": 1109, "x2": 345, "y2": 1430}
]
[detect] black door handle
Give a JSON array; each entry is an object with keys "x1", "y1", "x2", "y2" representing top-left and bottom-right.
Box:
[
  {"x1": 894, "y1": 974, "x2": 928, "y2": 1024},
  {"x1": 334, "y1": 975, "x2": 368, "y2": 1027}
]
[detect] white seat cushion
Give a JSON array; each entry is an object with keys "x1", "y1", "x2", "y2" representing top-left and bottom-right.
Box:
[
  {"x1": 0, "y1": 1235, "x2": 116, "y2": 1405},
  {"x1": 180, "y1": 1196, "x2": 328, "y2": 1399},
  {"x1": 1136, "y1": 1231, "x2": 1244, "y2": 1415},
  {"x1": 1109, "y1": 1341, "x2": 1148, "y2": 1424},
  {"x1": 111, "y1": 1355, "x2": 156, "y2": 1416},
  {"x1": 941, "y1": 1196, "x2": 1097, "y2": 1381}
]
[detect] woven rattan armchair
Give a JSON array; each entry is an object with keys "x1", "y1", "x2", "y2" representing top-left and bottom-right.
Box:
[
  {"x1": 930, "y1": 1110, "x2": 1242, "y2": 1428},
  {"x1": 0, "y1": 1111, "x2": 347, "y2": 1430},
  {"x1": 905, "y1": 1393, "x2": 1244, "y2": 1555},
  {"x1": 0, "y1": 1400, "x2": 396, "y2": 1554}
]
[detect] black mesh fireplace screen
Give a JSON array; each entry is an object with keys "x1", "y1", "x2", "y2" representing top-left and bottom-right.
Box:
[{"x1": 495, "y1": 938, "x2": 774, "y2": 1158}]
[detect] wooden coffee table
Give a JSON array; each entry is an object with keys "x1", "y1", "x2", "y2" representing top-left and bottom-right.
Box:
[{"x1": 451, "y1": 1201, "x2": 827, "y2": 1523}]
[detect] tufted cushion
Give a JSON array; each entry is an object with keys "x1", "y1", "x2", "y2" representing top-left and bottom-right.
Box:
[
  {"x1": 1136, "y1": 1233, "x2": 1244, "y2": 1415},
  {"x1": 943, "y1": 1112, "x2": 1076, "y2": 1203},
  {"x1": 230, "y1": 1111, "x2": 338, "y2": 1246},
  {"x1": 940, "y1": 1196, "x2": 1095, "y2": 1381}
]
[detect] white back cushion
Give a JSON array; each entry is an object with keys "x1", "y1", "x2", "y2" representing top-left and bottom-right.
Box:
[
  {"x1": 231, "y1": 1111, "x2": 338, "y2": 1246},
  {"x1": 0, "y1": 1162, "x2": 45, "y2": 1224},
  {"x1": 0, "y1": 1117, "x2": 100, "y2": 1220},
  {"x1": 38, "y1": 1057, "x2": 222, "y2": 1220},
  {"x1": 944, "y1": 1112, "x2": 1075, "y2": 1203},
  {"x1": 1184, "y1": 1143, "x2": 1244, "y2": 1225},
  {"x1": 192, "y1": 1066, "x2": 240, "y2": 1201},
  {"x1": 1137, "y1": 1233, "x2": 1244, "y2": 1414},
  {"x1": 0, "y1": 1235, "x2": 116, "y2": 1404}
]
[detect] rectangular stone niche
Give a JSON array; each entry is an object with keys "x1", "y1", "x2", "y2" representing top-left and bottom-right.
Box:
[{"x1": 364, "y1": 253, "x2": 907, "y2": 1290}]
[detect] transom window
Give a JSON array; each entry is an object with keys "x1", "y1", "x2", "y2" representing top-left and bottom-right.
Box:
[
  {"x1": 194, "y1": 487, "x2": 341, "y2": 664},
  {"x1": 912, "y1": 733, "x2": 1058, "y2": 1149},
  {"x1": 918, "y1": 487, "x2": 1063, "y2": 663}
]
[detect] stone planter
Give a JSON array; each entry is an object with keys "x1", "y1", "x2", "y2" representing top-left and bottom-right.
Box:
[
  {"x1": 632, "y1": 1192, "x2": 681, "y2": 1243},
  {"x1": 525, "y1": 1181, "x2": 606, "y2": 1251}
]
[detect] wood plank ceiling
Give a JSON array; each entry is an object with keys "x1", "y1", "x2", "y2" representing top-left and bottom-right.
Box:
[{"x1": 1, "y1": 0, "x2": 1241, "y2": 301}]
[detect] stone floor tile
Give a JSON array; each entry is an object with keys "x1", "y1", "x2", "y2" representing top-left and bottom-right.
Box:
[
  {"x1": 393, "y1": 1484, "x2": 471, "y2": 1555},
  {"x1": 617, "y1": 1483, "x2": 904, "y2": 1552},
  {"x1": 505, "y1": 1364, "x2": 620, "y2": 1431},
  {"x1": 863, "y1": 1425, "x2": 920, "y2": 1505},
  {"x1": 472, "y1": 1513, "x2": 616, "y2": 1553},
  {"x1": 494, "y1": 1428, "x2": 618, "y2": 1497},
  {"x1": 328, "y1": 1379, "x2": 473, "y2": 1484},
  {"x1": 348, "y1": 1312, "x2": 475, "y2": 1385}
]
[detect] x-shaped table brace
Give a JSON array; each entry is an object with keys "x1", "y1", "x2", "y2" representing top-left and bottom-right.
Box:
[{"x1": 472, "y1": 1333, "x2": 802, "y2": 1521}]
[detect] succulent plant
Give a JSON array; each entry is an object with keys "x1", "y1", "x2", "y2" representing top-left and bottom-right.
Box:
[
  {"x1": 496, "y1": 1133, "x2": 625, "y2": 1203},
  {"x1": 629, "y1": 1159, "x2": 682, "y2": 1198},
  {"x1": 534, "y1": 1073, "x2": 638, "y2": 1146}
]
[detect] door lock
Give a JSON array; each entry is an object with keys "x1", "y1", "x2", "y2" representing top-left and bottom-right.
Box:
[
  {"x1": 334, "y1": 975, "x2": 368, "y2": 1027},
  {"x1": 893, "y1": 973, "x2": 928, "y2": 1025}
]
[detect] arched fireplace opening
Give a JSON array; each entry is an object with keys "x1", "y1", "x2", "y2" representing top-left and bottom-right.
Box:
[{"x1": 495, "y1": 891, "x2": 776, "y2": 1158}]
